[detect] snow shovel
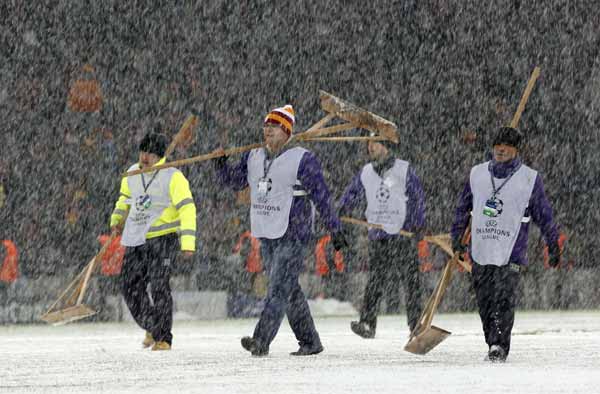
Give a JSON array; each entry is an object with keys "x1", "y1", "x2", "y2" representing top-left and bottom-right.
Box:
[
  {"x1": 403, "y1": 255, "x2": 456, "y2": 354},
  {"x1": 40, "y1": 234, "x2": 115, "y2": 325},
  {"x1": 125, "y1": 90, "x2": 399, "y2": 177},
  {"x1": 404, "y1": 225, "x2": 471, "y2": 354}
]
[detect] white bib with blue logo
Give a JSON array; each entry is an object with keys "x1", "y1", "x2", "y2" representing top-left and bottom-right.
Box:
[
  {"x1": 470, "y1": 161, "x2": 537, "y2": 266},
  {"x1": 361, "y1": 159, "x2": 409, "y2": 235},
  {"x1": 121, "y1": 164, "x2": 177, "y2": 247},
  {"x1": 247, "y1": 147, "x2": 307, "y2": 239}
]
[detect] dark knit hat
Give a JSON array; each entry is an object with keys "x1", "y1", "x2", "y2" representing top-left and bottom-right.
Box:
[
  {"x1": 139, "y1": 132, "x2": 168, "y2": 157},
  {"x1": 492, "y1": 126, "x2": 523, "y2": 149}
]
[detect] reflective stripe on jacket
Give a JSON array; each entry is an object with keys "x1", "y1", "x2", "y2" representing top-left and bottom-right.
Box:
[{"x1": 110, "y1": 157, "x2": 197, "y2": 251}]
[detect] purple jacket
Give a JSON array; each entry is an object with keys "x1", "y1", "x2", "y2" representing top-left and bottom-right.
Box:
[
  {"x1": 337, "y1": 160, "x2": 426, "y2": 240},
  {"x1": 216, "y1": 147, "x2": 341, "y2": 243},
  {"x1": 451, "y1": 158, "x2": 559, "y2": 266}
]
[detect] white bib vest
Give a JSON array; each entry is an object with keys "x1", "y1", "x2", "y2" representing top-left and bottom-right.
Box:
[
  {"x1": 361, "y1": 159, "x2": 409, "y2": 235},
  {"x1": 121, "y1": 164, "x2": 178, "y2": 247},
  {"x1": 470, "y1": 161, "x2": 537, "y2": 266},
  {"x1": 247, "y1": 147, "x2": 308, "y2": 239}
]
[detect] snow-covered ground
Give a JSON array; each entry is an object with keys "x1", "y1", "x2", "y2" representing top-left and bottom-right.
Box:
[{"x1": 1, "y1": 310, "x2": 599, "y2": 393}]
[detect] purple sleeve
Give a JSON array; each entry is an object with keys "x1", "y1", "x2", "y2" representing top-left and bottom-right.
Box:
[
  {"x1": 529, "y1": 174, "x2": 560, "y2": 246},
  {"x1": 337, "y1": 171, "x2": 365, "y2": 216},
  {"x1": 451, "y1": 179, "x2": 473, "y2": 242},
  {"x1": 405, "y1": 166, "x2": 426, "y2": 231},
  {"x1": 297, "y1": 151, "x2": 341, "y2": 232},
  {"x1": 215, "y1": 151, "x2": 250, "y2": 191}
]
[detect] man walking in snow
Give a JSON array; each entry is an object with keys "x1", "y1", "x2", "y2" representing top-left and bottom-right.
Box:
[
  {"x1": 337, "y1": 135, "x2": 426, "y2": 338},
  {"x1": 451, "y1": 126, "x2": 561, "y2": 362},
  {"x1": 111, "y1": 131, "x2": 197, "y2": 351},
  {"x1": 214, "y1": 105, "x2": 347, "y2": 356}
]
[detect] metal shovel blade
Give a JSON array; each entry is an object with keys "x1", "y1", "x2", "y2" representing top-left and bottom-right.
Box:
[
  {"x1": 404, "y1": 325, "x2": 451, "y2": 355},
  {"x1": 40, "y1": 304, "x2": 97, "y2": 326}
]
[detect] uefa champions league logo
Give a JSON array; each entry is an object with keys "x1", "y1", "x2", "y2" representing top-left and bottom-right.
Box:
[
  {"x1": 135, "y1": 194, "x2": 152, "y2": 211},
  {"x1": 257, "y1": 194, "x2": 269, "y2": 204},
  {"x1": 376, "y1": 184, "x2": 391, "y2": 203}
]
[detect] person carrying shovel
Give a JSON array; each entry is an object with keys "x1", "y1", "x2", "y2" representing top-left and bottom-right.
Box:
[
  {"x1": 450, "y1": 126, "x2": 561, "y2": 362},
  {"x1": 110, "y1": 131, "x2": 197, "y2": 351},
  {"x1": 214, "y1": 104, "x2": 348, "y2": 357},
  {"x1": 337, "y1": 135, "x2": 426, "y2": 338}
]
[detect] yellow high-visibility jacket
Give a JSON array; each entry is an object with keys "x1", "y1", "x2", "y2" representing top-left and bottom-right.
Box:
[{"x1": 110, "y1": 158, "x2": 196, "y2": 251}]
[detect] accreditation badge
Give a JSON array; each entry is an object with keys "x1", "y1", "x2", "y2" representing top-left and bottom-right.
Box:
[
  {"x1": 135, "y1": 194, "x2": 153, "y2": 211},
  {"x1": 258, "y1": 177, "x2": 272, "y2": 196},
  {"x1": 483, "y1": 196, "x2": 503, "y2": 217}
]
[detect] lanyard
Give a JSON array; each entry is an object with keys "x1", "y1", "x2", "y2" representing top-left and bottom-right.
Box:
[
  {"x1": 141, "y1": 170, "x2": 159, "y2": 193},
  {"x1": 262, "y1": 149, "x2": 280, "y2": 179},
  {"x1": 488, "y1": 161, "x2": 520, "y2": 198}
]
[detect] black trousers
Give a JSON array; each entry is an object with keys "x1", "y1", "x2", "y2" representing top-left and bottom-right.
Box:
[
  {"x1": 121, "y1": 234, "x2": 178, "y2": 344},
  {"x1": 360, "y1": 237, "x2": 423, "y2": 332},
  {"x1": 471, "y1": 262, "x2": 521, "y2": 355}
]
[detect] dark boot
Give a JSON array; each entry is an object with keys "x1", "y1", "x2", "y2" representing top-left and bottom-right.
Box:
[
  {"x1": 290, "y1": 341, "x2": 324, "y2": 356},
  {"x1": 241, "y1": 336, "x2": 268, "y2": 357},
  {"x1": 487, "y1": 345, "x2": 507, "y2": 363},
  {"x1": 350, "y1": 320, "x2": 376, "y2": 339}
]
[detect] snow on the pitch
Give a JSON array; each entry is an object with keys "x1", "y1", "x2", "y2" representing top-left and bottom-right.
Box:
[{"x1": 1, "y1": 311, "x2": 599, "y2": 394}]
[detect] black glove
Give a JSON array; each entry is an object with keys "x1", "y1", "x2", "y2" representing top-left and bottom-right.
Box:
[
  {"x1": 213, "y1": 154, "x2": 228, "y2": 170},
  {"x1": 326, "y1": 252, "x2": 338, "y2": 273},
  {"x1": 331, "y1": 230, "x2": 349, "y2": 252},
  {"x1": 547, "y1": 242, "x2": 561, "y2": 268},
  {"x1": 452, "y1": 237, "x2": 467, "y2": 255}
]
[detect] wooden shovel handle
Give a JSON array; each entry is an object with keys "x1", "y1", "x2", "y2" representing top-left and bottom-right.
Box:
[
  {"x1": 421, "y1": 254, "x2": 457, "y2": 329},
  {"x1": 303, "y1": 136, "x2": 387, "y2": 143},
  {"x1": 164, "y1": 113, "x2": 199, "y2": 158},
  {"x1": 412, "y1": 263, "x2": 445, "y2": 334},
  {"x1": 510, "y1": 66, "x2": 540, "y2": 128},
  {"x1": 340, "y1": 217, "x2": 414, "y2": 238},
  {"x1": 410, "y1": 224, "x2": 471, "y2": 335},
  {"x1": 294, "y1": 122, "x2": 356, "y2": 141},
  {"x1": 43, "y1": 263, "x2": 89, "y2": 315},
  {"x1": 341, "y1": 216, "x2": 472, "y2": 272},
  {"x1": 124, "y1": 142, "x2": 265, "y2": 177},
  {"x1": 126, "y1": 121, "x2": 355, "y2": 177},
  {"x1": 126, "y1": 113, "x2": 338, "y2": 177},
  {"x1": 75, "y1": 230, "x2": 118, "y2": 305},
  {"x1": 302, "y1": 112, "x2": 337, "y2": 134}
]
